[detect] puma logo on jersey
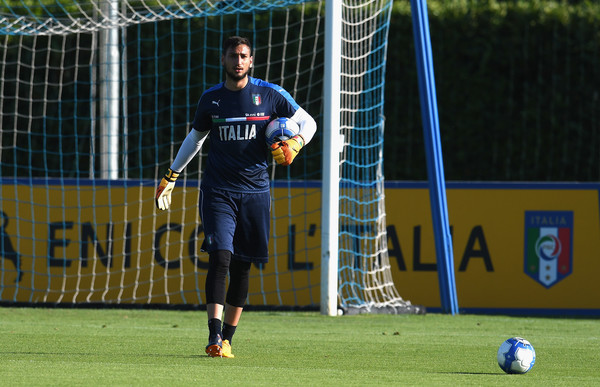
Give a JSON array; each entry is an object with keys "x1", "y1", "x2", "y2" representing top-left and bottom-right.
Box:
[
  {"x1": 212, "y1": 100, "x2": 220, "y2": 107},
  {"x1": 218, "y1": 124, "x2": 257, "y2": 141}
]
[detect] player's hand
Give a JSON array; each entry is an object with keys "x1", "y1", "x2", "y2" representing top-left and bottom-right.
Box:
[
  {"x1": 270, "y1": 135, "x2": 304, "y2": 166},
  {"x1": 155, "y1": 168, "x2": 180, "y2": 210}
]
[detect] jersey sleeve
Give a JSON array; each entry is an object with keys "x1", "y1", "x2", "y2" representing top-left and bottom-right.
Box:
[
  {"x1": 170, "y1": 129, "x2": 208, "y2": 173},
  {"x1": 191, "y1": 93, "x2": 213, "y2": 133},
  {"x1": 268, "y1": 84, "x2": 317, "y2": 145},
  {"x1": 290, "y1": 107, "x2": 317, "y2": 144}
]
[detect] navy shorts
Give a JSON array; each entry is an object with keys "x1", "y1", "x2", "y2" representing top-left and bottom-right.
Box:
[{"x1": 199, "y1": 187, "x2": 271, "y2": 263}]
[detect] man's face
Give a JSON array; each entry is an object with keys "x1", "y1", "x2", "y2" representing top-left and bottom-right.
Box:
[{"x1": 222, "y1": 44, "x2": 253, "y2": 82}]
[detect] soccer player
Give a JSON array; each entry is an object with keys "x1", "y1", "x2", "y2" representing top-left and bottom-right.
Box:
[{"x1": 155, "y1": 36, "x2": 317, "y2": 358}]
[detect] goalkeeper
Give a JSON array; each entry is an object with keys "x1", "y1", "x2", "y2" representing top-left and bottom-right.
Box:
[{"x1": 155, "y1": 36, "x2": 317, "y2": 358}]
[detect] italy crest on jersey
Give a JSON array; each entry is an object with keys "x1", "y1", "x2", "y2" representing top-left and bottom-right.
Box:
[
  {"x1": 524, "y1": 211, "x2": 573, "y2": 288},
  {"x1": 252, "y1": 94, "x2": 262, "y2": 106}
]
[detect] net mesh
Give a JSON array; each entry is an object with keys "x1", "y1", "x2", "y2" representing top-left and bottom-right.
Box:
[
  {"x1": 0, "y1": 0, "x2": 416, "y2": 313},
  {"x1": 337, "y1": 0, "x2": 419, "y2": 314}
]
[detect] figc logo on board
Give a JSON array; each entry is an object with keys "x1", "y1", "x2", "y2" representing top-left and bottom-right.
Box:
[{"x1": 524, "y1": 211, "x2": 573, "y2": 288}]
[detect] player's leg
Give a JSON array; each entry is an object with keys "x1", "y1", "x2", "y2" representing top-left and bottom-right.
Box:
[
  {"x1": 205, "y1": 249, "x2": 231, "y2": 357},
  {"x1": 220, "y1": 191, "x2": 270, "y2": 358},
  {"x1": 199, "y1": 187, "x2": 237, "y2": 357},
  {"x1": 221, "y1": 258, "x2": 251, "y2": 358}
]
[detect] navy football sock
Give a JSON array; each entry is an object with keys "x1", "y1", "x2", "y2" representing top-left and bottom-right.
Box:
[
  {"x1": 222, "y1": 322, "x2": 237, "y2": 344},
  {"x1": 208, "y1": 318, "x2": 222, "y2": 340}
]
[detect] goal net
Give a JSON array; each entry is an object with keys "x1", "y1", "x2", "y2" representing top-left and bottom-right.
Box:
[{"x1": 0, "y1": 0, "x2": 418, "y2": 313}]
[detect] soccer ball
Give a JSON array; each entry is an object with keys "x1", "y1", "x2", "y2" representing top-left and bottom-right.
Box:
[
  {"x1": 497, "y1": 337, "x2": 536, "y2": 374},
  {"x1": 265, "y1": 117, "x2": 299, "y2": 145}
]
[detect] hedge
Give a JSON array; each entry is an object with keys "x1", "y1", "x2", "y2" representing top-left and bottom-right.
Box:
[{"x1": 386, "y1": 0, "x2": 600, "y2": 181}]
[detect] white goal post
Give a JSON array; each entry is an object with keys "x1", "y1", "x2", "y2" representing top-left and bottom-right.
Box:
[{"x1": 320, "y1": 0, "x2": 342, "y2": 316}]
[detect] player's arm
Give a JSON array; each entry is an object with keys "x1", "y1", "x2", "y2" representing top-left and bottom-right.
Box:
[
  {"x1": 155, "y1": 129, "x2": 208, "y2": 210},
  {"x1": 270, "y1": 107, "x2": 317, "y2": 166},
  {"x1": 291, "y1": 107, "x2": 317, "y2": 145}
]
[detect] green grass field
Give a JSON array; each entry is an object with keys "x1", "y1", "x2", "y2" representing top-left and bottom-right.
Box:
[{"x1": 1, "y1": 307, "x2": 598, "y2": 386}]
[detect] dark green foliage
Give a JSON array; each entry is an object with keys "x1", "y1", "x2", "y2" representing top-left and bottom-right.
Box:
[{"x1": 387, "y1": 0, "x2": 600, "y2": 181}]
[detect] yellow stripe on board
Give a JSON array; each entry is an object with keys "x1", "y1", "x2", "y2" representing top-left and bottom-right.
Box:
[{"x1": 1, "y1": 182, "x2": 599, "y2": 313}]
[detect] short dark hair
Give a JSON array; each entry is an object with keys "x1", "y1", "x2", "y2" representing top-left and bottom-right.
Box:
[{"x1": 222, "y1": 36, "x2": 252, "y2": 55}]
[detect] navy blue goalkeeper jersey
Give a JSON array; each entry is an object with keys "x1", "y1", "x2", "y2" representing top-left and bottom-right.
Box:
[{"x1": 192, "y1": 77, "x2": 300, "y2": 193}]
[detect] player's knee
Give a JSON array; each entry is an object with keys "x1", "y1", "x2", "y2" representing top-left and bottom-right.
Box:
[
  {"x1": 226, "y1": 258, "x2": 251, "y2": 307},
  {"x1": 208, "y1": 249, "x2": 231, "y2": 273},
  {"x1": 206, "y1": 250, "x2": 232, "y2": 305}
]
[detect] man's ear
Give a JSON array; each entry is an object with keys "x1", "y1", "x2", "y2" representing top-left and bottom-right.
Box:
[{"x1": 249, "y1": 56, "x2": 253, "y2": 68}]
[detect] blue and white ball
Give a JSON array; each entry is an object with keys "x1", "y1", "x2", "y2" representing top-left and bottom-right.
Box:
[
  {"x1": 497, "y1": 337, "x2": 536, "y2": 374},
  {"x1": 265, "y1": 117, "x2": 299, "y2": 145}
]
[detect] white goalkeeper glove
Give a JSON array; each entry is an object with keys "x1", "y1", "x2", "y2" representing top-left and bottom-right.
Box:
[{"x1": 155, "y1": 168, "x2": 180, "y2": 210}]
